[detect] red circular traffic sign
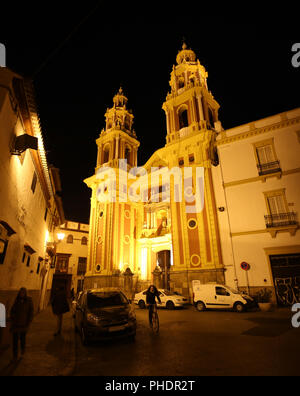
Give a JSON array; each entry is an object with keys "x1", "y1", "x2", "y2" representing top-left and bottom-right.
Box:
[{"x1": 241, "y1": 262, "x2": 250, "y2": 271}]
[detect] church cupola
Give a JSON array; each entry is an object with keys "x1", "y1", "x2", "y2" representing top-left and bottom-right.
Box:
[
  {"x1": 104, "y1": 87, "x2": 136, "y2": 137},
  {"x1": 163, "y1": 42, "x2": 222, "y2": 145},
  {"x1": 113, "y1": 87, "x2": 128, "y2": 108},
  {"x1": 96, "y1": 87, "x2": 140, "y2": 169},
  {"x1": 176, "y1": 42, "x2": 197, "y2": 64}
]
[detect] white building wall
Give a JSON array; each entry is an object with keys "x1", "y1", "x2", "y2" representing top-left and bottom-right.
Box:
[
  {"x1": 55, "y1": 222, "x2": 89, "y2": 293},
  {"x1": 214, "y1": 108, "x2": 300, "y2": 298},
  {"x1": 0, "y1": 70, "x2": 58, "y2": 314}
]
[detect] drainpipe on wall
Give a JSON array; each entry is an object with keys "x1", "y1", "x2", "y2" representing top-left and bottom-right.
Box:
[{"x1": 218, "y1": 156, "x2": 239, "y2": 291}]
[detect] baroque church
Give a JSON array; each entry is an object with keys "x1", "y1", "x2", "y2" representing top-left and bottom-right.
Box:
[{"x1": 84, "y1": 43, "x2": 300, "y2": 303}]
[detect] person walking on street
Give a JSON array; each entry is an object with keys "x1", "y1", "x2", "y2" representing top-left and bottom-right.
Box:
[
  {"x1": 51, "y1": 286, "x2": 70, "y2": 336},
  {"x1": 10, "y1": 287, "x2": 34, "y2": 361}
]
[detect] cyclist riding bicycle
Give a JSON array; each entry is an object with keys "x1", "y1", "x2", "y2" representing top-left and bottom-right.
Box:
[{"x1": 146, "y1": 285, "x2": 161, "y2": 327}]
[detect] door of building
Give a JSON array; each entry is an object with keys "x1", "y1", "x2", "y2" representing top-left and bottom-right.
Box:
[
  {"x1": 157, "y1": 250, "x2": 171, "y2": 290},
  {"x1": 270, "y1": 253, "x2": 300, "y2": 306}
]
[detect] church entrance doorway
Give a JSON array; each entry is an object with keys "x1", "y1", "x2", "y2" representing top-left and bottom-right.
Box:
[{"x1": 157, "y1": 250, "x2": 171, "y2": 290}]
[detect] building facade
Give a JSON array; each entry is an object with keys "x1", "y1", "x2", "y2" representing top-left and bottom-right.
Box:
[
  {"x1": 53, "y1": 221, "x2": 89, "y2": 296},
  {"x1": 214, "y1": 109, "x2": 300, "y2": 304},
  {"x1": 0, "y1": 68, "x2": 65, "y2": 322},
  {"x1": 84, "y1": 44, "x2": 300, "y2": 304}
]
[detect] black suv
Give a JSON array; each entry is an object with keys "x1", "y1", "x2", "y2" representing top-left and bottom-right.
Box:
[{"x1": 74, "y1": 288, "x2": 136, "y2": 345}]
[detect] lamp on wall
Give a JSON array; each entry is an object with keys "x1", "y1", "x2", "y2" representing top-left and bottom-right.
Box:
[
  {"x1": 57, "y1": 233, "x2": 65, "y2": 242},
  {"x1": 11, "y1": 134, "x2": 38, "y2": 155}
]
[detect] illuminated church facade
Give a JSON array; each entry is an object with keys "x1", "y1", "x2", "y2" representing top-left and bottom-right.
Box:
[{"x1": 84, "y1": 44, "x2": 300, "y2": 303}]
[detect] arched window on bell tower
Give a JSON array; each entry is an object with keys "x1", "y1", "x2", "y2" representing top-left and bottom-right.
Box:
[
  {"x1": 103, "y1": 145, "x2": 110, "y2": 164},
  {"x1": 178, "y1": 107, "x2": 189, "y2": 129},
  {"x1": 125, "y1": 146, "x2": 131, "y2": 165},
  {"x1": 208, "y1": 107, "x2": 215, "y2": 128},
  {"x1": 178, "y1": 76, "x2": 185, "y2": 89}
]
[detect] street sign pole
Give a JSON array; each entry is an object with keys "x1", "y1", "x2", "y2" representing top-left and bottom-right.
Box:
[
  {"x1": 240, "y1": 262, "x2": 251, "y2": 295},
  {"x1": 245, "y1": 270, "x2": 250, "y2": 295}
]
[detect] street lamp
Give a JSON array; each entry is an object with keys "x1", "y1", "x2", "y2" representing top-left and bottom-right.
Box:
[{"x1": 57, "y1": 233, "x2": 65, "y2": 242}]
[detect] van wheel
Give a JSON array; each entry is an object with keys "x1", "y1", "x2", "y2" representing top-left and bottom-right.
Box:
[
  {"x1": 138, "y1": 300, "x2": 146, "y2": 309},
  {"x1": 234, "y1": 302, "x2": 245, "y2": 313},
  {"x1": 166, "y1": 301, "x2": 175, "y2": 310},
  {"x1": 196, "y1": 301, "x2": 206, "y2": 312}
]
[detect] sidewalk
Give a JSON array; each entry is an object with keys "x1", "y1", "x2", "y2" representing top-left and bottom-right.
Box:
[{"x1": 0, "y1": 306, "x2": 76, "y2": 376}]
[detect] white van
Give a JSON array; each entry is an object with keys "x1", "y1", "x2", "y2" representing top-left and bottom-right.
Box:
[{"x1": 192, "y1": 281, "x2": 256, "y2": 313}]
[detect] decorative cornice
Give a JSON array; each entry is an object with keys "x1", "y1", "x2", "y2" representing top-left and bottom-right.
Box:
[
  {"x1": 217, "y1": 116, "x2": 300, "y2": 146},
  {"x1": 223, "y1": 167, "x2": 300, "y2": 189}
]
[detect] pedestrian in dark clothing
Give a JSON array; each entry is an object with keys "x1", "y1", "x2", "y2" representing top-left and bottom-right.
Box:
[
  {"x1": 51, "y1": 286, "x2": 70, "y2": 336},
  {"x1": 10, "y1": 287, "x2": 34, "y2": 360},
  {"x1": 146, "y1": 285, "x2": 161, "y2": 326}
]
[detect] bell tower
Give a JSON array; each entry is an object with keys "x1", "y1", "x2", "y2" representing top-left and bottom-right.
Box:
[
  {"x1": 96, "y1": 87, "x2": 140, "y2": 170},
  {"x1": 84, "y1": 88, "x2": 140, "y2": 287},
  {"x1": 163, "y1": 43, "x2": 222, "y2": 150},
  {"x1": 161, "y1": 43, "x2": 225, "y2": 289}
]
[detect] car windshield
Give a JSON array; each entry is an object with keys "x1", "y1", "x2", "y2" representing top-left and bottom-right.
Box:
[{"x1": 87, "y1": 292, "x2": 128, "y2": 309}]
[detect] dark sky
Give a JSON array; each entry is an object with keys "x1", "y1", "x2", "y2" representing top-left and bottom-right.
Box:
[{"x1": 1, "y1": 4, "x2": 299, "y2": 224}]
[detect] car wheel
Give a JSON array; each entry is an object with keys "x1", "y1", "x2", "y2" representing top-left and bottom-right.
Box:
[
  {"x1": 234, "y1": 302, "x2": 245, "y2": 313},
  {"x1": 138, "y1": 300, "x2": 146, "y2": 309},
  {"x1": 166, "y1": 301, "x2": 175, "y2": 310},
  {"x1": 196, "y1": 301, "x2": 206, "y2": 312}
]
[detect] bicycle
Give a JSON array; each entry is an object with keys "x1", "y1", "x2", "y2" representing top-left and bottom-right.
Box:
[{"x1": 148, "y1": 303, "x2": 159, "y2": 334}]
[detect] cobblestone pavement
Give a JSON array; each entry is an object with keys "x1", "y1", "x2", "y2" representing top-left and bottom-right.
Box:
[{"x1": 0, "y1": 306, "x2": 76, "y2": 376}]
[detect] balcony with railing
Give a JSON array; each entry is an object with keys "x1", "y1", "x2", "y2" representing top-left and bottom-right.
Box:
[
  {"x1": 264, "y1": 212, "x2": 298, "y2": 237},
  {"x1": 257, "y1": 160, "x2": 281, "y2": 177}
]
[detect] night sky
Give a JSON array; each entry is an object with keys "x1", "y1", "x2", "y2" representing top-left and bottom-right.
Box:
[{"x1": 1, "y1": 4, "x2": 299, "y2": 224}]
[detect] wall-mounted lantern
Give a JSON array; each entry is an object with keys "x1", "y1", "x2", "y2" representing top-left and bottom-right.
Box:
[{"x1": 11, "y1": 134, "x2": 38, "y2": 155}]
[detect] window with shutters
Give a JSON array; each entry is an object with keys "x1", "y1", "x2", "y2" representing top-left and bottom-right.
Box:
[
  {"x1": 263, "y1": 189, "x2": 298, "y2": 237},
  {"x1": 77, "y1": 257, "x2": 87, "y2": 275},
  {"x1": 253, "y1": 139, "x2": 281, "y2": 178},
  {"x1": 31, "y1": 172, "x2": 37, "y2": 193}
]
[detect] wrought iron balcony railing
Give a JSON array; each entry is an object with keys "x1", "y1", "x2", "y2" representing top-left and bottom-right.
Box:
[
  {"x1": 257, "y1": 161, "x2": 281, "y2": 176},
  {"x1": 265, "y1": 212, "x2": 298, "y2": 228}
]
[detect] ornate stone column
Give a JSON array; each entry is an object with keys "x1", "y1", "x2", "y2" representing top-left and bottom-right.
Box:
[
  {"x1": 123, "y1": 267, "x2": 134, "y2": 299},
  {"x1": 153, "y1": 266, "x2": 163, "y2": 289}
]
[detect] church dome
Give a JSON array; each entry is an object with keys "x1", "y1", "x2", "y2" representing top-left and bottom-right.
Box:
[
  {"x1": 176, "y1": 43, "x2": 196, "y2": 65},
  {"x1": 113, "y1": 87, "x2": 128, "y2": 108}
]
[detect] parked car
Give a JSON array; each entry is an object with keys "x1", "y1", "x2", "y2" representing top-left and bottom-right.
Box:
[
  {"x1": 134, "y1": 289, "x2": 188, "y2": 309},
  {"x1": 74, "y1": 288, "x2": 136, "y2": 345},
  {"x1": 192, "y1": 283, "x2": 257, "y2": 313}
]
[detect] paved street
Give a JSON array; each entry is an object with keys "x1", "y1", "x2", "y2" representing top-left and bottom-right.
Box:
[
  {"x1": 1, "y1": 304, "x2": 299, "y2": 376},
  {"x1": 0, "y1": 307, "x2": 75, "y2": 377},
  {"x1": 73, "y1": 305, "x2": 300, "y2": 376}
]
